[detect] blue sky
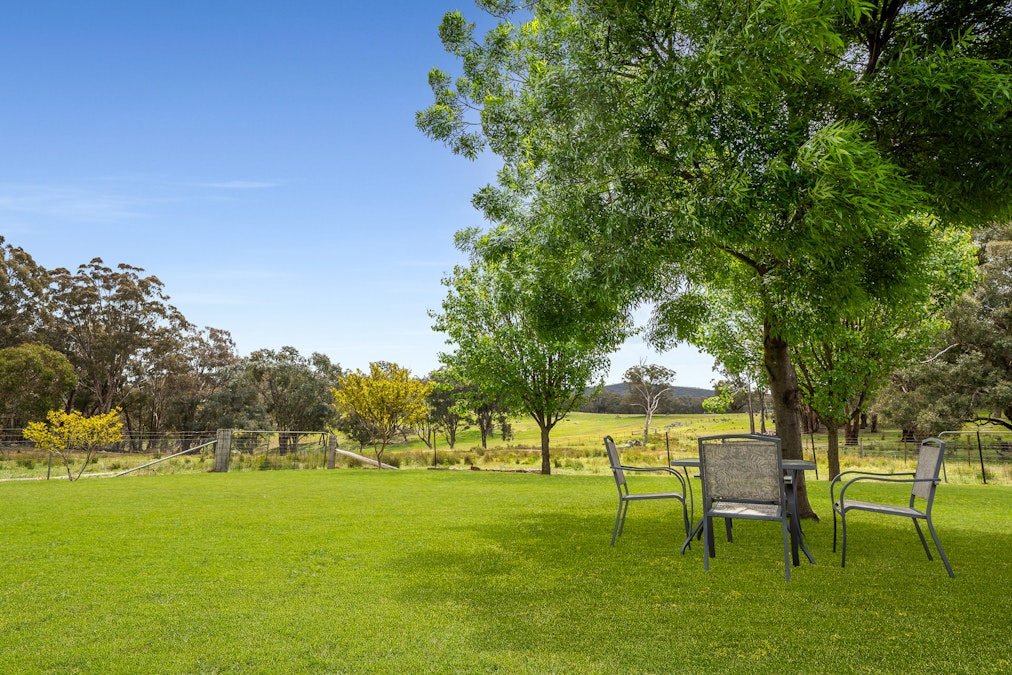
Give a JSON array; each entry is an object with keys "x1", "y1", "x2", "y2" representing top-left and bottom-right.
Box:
[{"x1": 0, "y1": 1, "x2": 715, "y2": 388}]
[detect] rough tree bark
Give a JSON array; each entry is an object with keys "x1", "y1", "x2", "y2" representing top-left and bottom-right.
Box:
[{"x1": 763, "y1": 322, "x2": 817, "y2": 519}]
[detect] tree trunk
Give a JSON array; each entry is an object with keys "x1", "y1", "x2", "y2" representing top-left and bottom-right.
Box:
[
  {"x1": 844, "y1": 418, "x2": 859, "y2": 446},
  {"x1": 827, "y1": 423, "x2": 842, "y2": 480},
  {"x1": 539, "y1": 424, "x2": 551, "y2": 475},
  {"x1": 763, "y1": 323, "x2": 816, "y2": 519},
  {"x1": 746, "y1": 381, "x2": 755, "y2": 434}
]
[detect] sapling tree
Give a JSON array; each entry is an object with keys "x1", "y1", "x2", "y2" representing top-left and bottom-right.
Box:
[
  {"x1": 23, "y1": 408, "x2": 124, "y2": 481},
  {"x1": 332, "y1": 362, "x2": 430, "y2": 468}
]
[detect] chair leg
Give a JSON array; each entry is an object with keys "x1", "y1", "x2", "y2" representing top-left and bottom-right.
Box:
[
  {"x1": 832, "y1": 507, "x2": 838, "y2": 553},
  {"x1": 725, "y1": 518, "x2": 733, "y2": 542},
  {"x1": 926, "y1": 518, "x2": 955, "y2": 578},
  {"x1": 840, "y1": 512, "x2": 848, "y2": 568},
  {"x1": 703, "y1": 514, "x2": 711, "y2": 571},
  {"x1": 781, "y1": 517, "x2": 791, "y2": 582},
  {"x1": 912, "y1": 518, "x2": 933, "y2": 561},
  {"x1": 680, "y1": 499, "x2": 691, "y2": 540},
  {"x1": 617, "y1": 500, "x2": 629, "y2": 538},
  {"x1": 611, "y1": 501, "x2": 624, "y2": 546}
]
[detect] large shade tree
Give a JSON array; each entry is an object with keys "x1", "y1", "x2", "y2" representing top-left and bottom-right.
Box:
[
  {"x1": 420, "y1": 0, "x2": 1012, "y2": 510},
  {"x1": 793, "y1": 226, "x2": 975, "y2": 478}
]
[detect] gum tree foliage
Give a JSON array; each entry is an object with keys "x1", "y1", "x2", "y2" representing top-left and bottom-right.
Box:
[
  {"x1": 876, "y1": 225, "x2": 1012, "y2": 435},
  {"x1": 332, "y1": 362, "x2": 431, "y2": 468},
  {"x1": 431, "y1": 235, "x2": 625, "y2": 474},
  {"x1": 23, "y1": 408, "x2": 123, "y2": 481},
  {"x1": 623, "y1": 361, "x2": 676, "y2": 445},
  {"x1": 0, "y1": 344, "x2": 78, "y2": 426},
  {"x1": 158, "y1": 327, "x2": 240, "y2": 435},
  {"x1": 0, "y1": 237, "x2": 49, "y2": 349},
  {"x1": 44, "y1": 259, "x2": 188, "y2": 415},
  {"x1": 245, "y1": 347, "x2": 342, "y2": 453},
  {"x1": 121, "y1": 326, "x2": 240, "y2": 450},
  {"x1": 420, "y1": 1, "x2": 1012, "y2": 510}
]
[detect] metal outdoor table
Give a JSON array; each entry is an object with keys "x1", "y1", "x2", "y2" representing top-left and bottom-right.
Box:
[{"x1": 671, "y1": 457, "x2": 816, "y2": 566}]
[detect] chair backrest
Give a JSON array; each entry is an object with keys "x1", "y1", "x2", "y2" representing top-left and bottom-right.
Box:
[
  {"x1": 603, "y1": 436, "x2": 627, "y2": 491},
  {"x1": 698, "y1": 434, "x2": 784, "y2": 505},
  {"x1": 913, "y1": 437, "x2": 945, "y2": 501}
]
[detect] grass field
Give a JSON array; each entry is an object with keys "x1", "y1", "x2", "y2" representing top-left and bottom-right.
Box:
[{"x1": 2, "y1": 469, "x2": 1010, "y2": 673}]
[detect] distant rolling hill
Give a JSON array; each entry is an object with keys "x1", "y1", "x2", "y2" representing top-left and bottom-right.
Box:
[{"x1": 595, "y1": 383, "x2": 714, "y2": 398}]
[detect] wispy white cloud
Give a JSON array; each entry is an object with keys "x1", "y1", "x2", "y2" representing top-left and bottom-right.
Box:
[
  {"x1": 183, "y1": 268, "x2": 288, "y2": 282},
  {"x1": 0, "y1": 184, "x2": 145, "y2": 222},
  {"x1": 198, "y1": 181, "x2": 281, "y2": 190},
  {"x1": 169, "y1": 291, "x2": 259, "y2": 307}
]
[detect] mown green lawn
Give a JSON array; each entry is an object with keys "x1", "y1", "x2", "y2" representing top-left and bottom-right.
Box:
[{"x1": 2, "y1": 470, "x2": 1010, "y2": 673}]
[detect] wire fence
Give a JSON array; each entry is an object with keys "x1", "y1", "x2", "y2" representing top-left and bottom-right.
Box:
[
  {"x1": 804, "y1": 430, "x2": 1012, "y2": 485},
  {"x1": 226, "y1": 431, "x2": 332, "y2": 472},
  {"x1": 4, "y1": 426, "x2": 1011, "y2": 483}
]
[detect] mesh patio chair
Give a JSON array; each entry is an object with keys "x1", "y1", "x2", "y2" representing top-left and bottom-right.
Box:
[
  {"x1": 604, "y1": 436, "x2": 690, "y2": 546},
  {"x1": 831, "y1": 437, "x2": 954, "y2": 577},
  {"x1": 698, "y1": 434, "x2": 792, "y2": 581}
]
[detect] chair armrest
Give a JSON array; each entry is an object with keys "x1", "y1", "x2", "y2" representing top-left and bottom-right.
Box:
[
  {"x1": 838, "y1": 475, "x2": 939, "y2": 504},
  {"x1": 621, "y1": 466, "x2": 687, "y2": 492},
  {"x1": 831, "y1": 470, "x2": 914, "y2": 502},
  {"x1": 622, "y1": 465, "x2": 676, "y2": 473}
]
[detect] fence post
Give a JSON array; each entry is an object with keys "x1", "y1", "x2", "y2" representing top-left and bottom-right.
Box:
[
  {"x1": 327, "y1": 434, "x2": 338, "y2": 469},
  {"x1": 977, "y1": 430, "x2": 988, "y2": 485},
  {"x1": 213, "y1": 429, "x2": 232, "y2": 472}
]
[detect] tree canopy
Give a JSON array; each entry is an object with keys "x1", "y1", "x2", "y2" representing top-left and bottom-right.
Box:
[
  {"x1": 431, "y1": 235, "x2": 626, "y2": 473},
  {"x1": 419, "y1": 1, "x2": 1012, "y2": 475},
  {"x1": 0, "y1": 343, "x2": 77, "y2": 426}
]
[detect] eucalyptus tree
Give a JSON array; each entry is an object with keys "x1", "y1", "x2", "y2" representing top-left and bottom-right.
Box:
[
  {"x1": 44, "y1": 259, "x2": 187, "y2": 415},
  {"x1": 426, "y1": 368, "x2": 471, "y2": 449},
  {"x1": 124, "y1": 326, "x2": 240, "y2": 447},
  {"x1": 419, "y1": 0, "x2": 1012, "y2": 499},
  {"x1": 431, "y1": 234, "x2": 626, "y2": 474},
  {"x1": 0, "y1": 237, "x2": 49, "y2": 349},
  {"x1": 245, "y1": 347, "x2": 341, "y2": 453},
  {"x1": 651, "y1": 286, "x2": 769, "y2": 433},
  {"x1": 623, "y1": 361, "x2": 675, "y2": 445},
  {"x1": 876, "y1": 225, "x2": 1012, "y2": 434}
]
